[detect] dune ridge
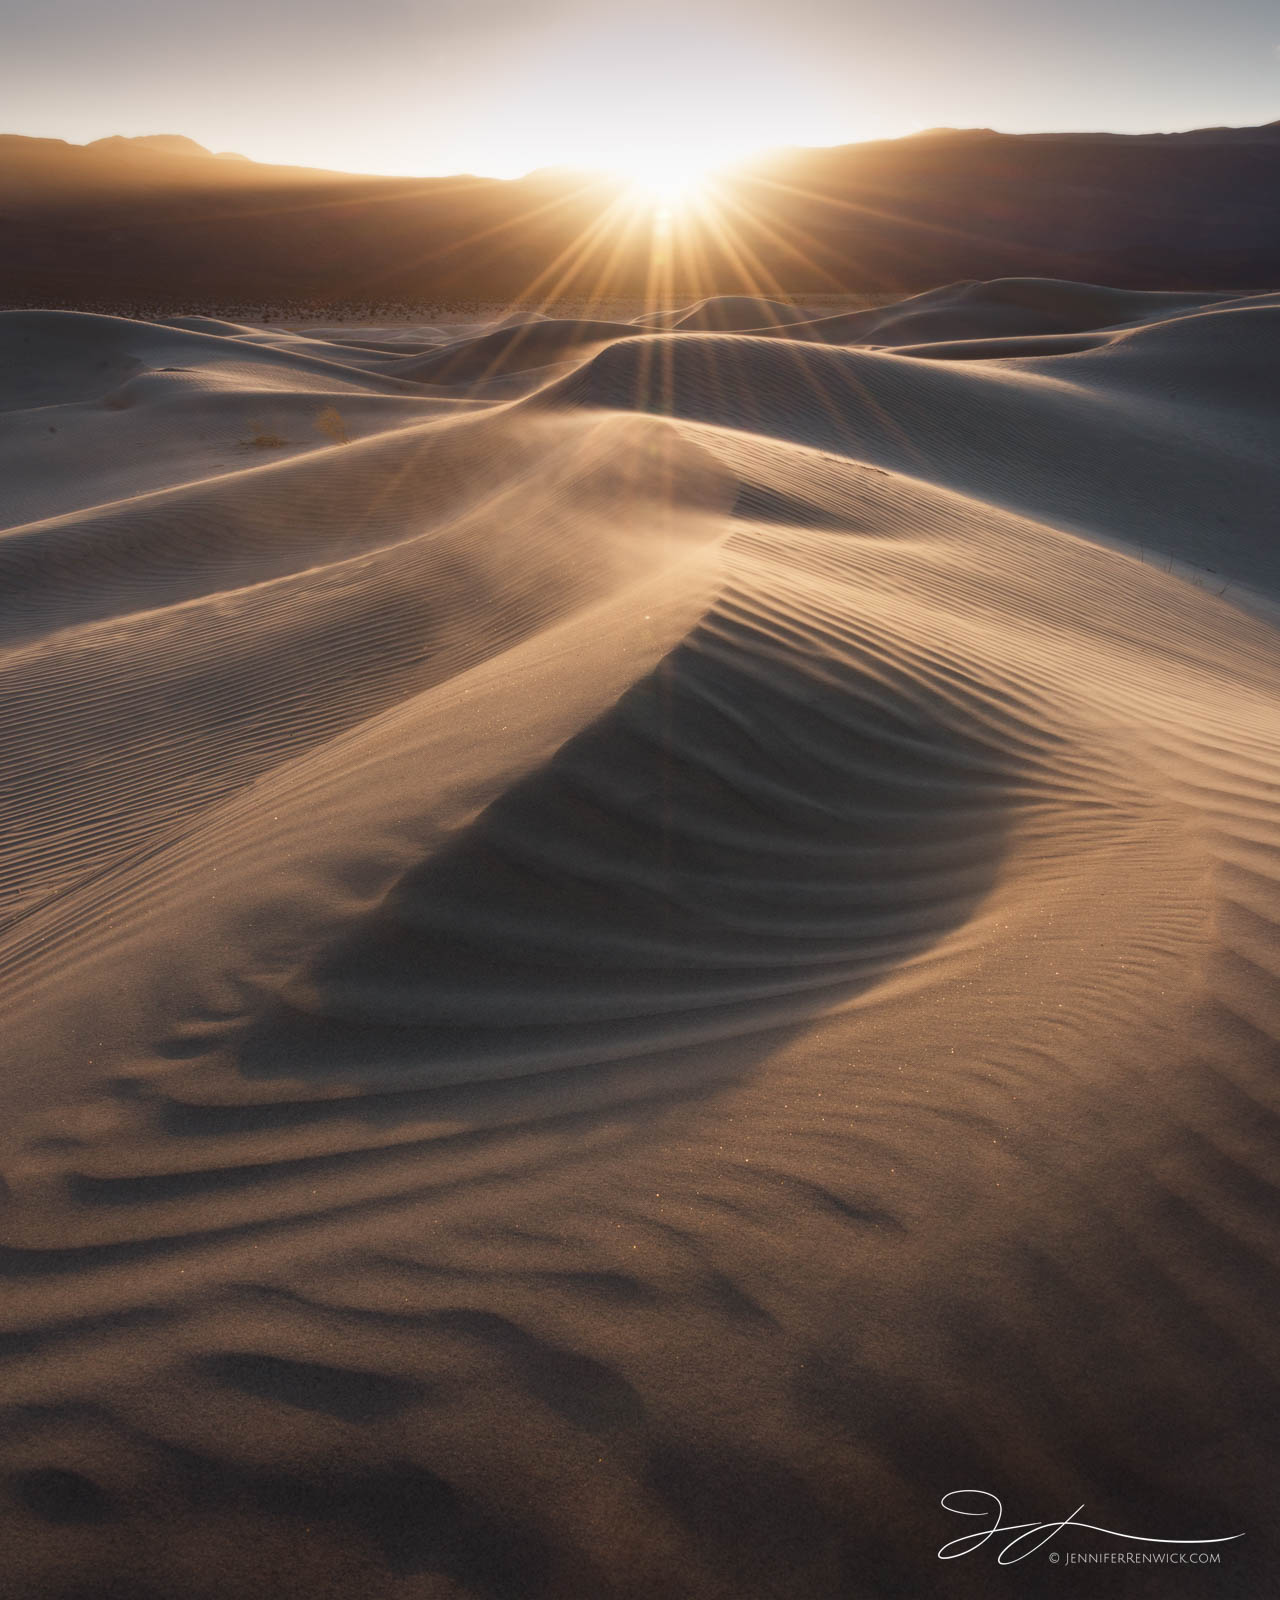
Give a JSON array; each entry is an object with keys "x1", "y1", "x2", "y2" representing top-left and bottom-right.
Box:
[{"x1": 1, "y1": 278, "x2": 1278, "y2": 1598}]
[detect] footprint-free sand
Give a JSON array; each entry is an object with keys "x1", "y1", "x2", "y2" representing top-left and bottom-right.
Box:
[{"x1": 1, "y1": 277, "x2": 1277, "y2": 1598}]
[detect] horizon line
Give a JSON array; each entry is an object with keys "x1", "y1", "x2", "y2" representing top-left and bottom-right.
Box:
[{"x1": 5, "y1": 114, "x2": 1278, "y2": 184}]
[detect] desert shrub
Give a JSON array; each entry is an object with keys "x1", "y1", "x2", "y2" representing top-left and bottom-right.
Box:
[
  {"x1": 243, "y1": 418, "x2": 289, "y2": 448},
  {"x1": 315, "y1": 405, "x2": 350, "y2": 444}
]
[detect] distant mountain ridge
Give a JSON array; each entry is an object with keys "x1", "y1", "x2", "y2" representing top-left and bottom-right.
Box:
[
  {"x1": 85, "y1": 134, "x2": 228, "y2": 159},
  {"x1": 86, "y1": 134, "x2": 252, "y2": 162},
  {"x1": 1, "y1": 120, "x2": 1278, "y2": 309}
]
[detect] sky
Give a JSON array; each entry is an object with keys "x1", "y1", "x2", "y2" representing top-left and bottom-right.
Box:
[{"x1": 3, "y1": 0, "x2": 1279, "y2": 178}]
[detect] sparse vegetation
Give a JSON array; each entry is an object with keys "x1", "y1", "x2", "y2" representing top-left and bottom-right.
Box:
[
  {"x1": 243, "y1": 419, "x2": 289, "y2": 449},
  {"x1": 315, "y1": 405, "x2": 350, "y2": 444}
]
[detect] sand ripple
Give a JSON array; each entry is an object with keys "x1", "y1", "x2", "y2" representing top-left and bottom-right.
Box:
[{"x1": 1, "y1": 282, "x2": 1278, "y2": 1598}]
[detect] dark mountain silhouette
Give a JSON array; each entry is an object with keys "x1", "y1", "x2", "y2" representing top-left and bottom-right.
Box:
[
  {"x1": 1, "y1": 121, "x2": 1278, "y2": 311},
  {"x1": 84, "y1": 133, "x2": 221, "y2": 159}
]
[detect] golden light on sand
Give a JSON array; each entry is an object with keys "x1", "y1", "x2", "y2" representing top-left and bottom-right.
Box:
[{"x1": 5, "y1": 80, "x2": 1280, "y2": 1600}]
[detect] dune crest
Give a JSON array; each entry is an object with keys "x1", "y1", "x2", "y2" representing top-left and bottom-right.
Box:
[{"x1": 1, "y1": 279, "x2": 1278, "y2": 1598}]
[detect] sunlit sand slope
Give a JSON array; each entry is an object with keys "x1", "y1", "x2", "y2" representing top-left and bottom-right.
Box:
[{"x1": 1, "y1": 281, "x2": 1278, "y2": 1600}]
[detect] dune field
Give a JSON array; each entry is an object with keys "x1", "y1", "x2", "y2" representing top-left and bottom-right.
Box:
[{"x1": 1, "y1": 277, "x2": 1278, "y2": 1598}]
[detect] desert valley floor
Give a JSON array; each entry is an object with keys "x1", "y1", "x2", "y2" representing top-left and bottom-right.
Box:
[{"x1": 1, "y1": 279, "x2": 1278, "y2": 1598}]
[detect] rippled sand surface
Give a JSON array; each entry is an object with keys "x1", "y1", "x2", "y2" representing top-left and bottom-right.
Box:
[{"x1": 1, "y1": 278, "x2": 1277, "y2": 1597}]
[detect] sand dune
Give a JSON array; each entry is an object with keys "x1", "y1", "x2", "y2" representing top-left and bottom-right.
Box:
[
  {"x1": 1, "y1": 278, "x2": 1278, "y2": 1598},
  {"x1": 391, "y1": 319, "x2": 642, "y2": 384},
  {"x1": 636, "y1": 296, "x2": 815, "y2": 332}
]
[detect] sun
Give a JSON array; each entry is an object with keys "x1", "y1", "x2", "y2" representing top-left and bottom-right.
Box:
[
  {"x1": 610, "y1": 148, "x2": 715, "y2": 211},
  {"x1": 629, "y1": 166, "x2": 707, "y2": 207}
]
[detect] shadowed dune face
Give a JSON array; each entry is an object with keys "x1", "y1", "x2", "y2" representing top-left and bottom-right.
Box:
[
  {"x1": 228, "y1": 545, "x2": 1032, "y2": 1087},
  {"x1": 391, "y1": 319, "x2": 640, "y2": 383},
  {"x1": 0, "y1": 281, "x2": 1279, "y2": 1599}
]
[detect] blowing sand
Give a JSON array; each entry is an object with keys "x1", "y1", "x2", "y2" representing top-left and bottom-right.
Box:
[{"x1": 0, "y1": 278, "x2": 1277, "y2": 1598}]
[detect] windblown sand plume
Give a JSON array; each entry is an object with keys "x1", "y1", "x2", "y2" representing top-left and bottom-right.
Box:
[{"x1": 0, "y1": 279, "x2": 1278, "y2": 1598}]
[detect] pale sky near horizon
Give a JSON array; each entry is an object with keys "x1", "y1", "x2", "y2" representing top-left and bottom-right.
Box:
[{"x1": 3, "y1": 0, "x2": 1278, "y2": 179}]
